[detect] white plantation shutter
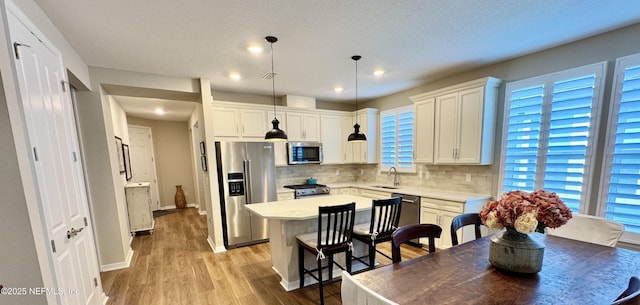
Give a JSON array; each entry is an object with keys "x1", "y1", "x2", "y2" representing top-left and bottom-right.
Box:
[
  {"x1": 500, "y1": 63, "x2": 604, "y2": 213},
  {"x1": 381, "y1": 113, "x2": 396, "y2": 168},
  {"x1": 601, "y1": 55, "x2": 640, "y2": 235},
  {"x1": 542, "y1": 75, "x2": 597, "y2": 212},
  {"x1": 502, "y1": 85, "x2": 544, "y2": 192},
  {"x1": 380, "y1": 106, "x2": 414, "y2": 172}
]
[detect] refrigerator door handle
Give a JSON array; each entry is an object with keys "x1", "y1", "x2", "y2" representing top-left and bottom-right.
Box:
[{"x1": 243, "y1": 159, "x2": 252, "y2": 204}]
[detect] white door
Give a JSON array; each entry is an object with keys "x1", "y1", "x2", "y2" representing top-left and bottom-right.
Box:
[
  {"x1": 9, "y1": 10, "x2": 102, "y2": 305},
  {"x1": 128, "y1": 125, "x2": 160, "y2": 210}
]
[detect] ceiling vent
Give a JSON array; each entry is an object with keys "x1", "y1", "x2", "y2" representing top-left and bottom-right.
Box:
[{"x1": 260, "y1": 72, "x2": 278, "y2": 80}]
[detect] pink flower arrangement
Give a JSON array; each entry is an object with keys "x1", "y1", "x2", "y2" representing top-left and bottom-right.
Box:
[{"x1": 479, "y1": 190, "x2": 573, "y2": 234}]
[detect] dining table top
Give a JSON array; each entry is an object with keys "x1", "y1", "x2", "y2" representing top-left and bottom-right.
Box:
[{"x1": 351, "y1": 233, "x2": 640, "y2": 305}]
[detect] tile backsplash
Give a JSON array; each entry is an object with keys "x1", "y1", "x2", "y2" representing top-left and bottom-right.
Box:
[{"x1": 276, "y1": 163, "x2": 494, "y2": 195}]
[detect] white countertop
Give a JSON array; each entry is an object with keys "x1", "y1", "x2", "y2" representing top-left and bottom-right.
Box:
[
  {"x1": 327, "y1": 183, "x2": 492, "y2": 202},
  {"x1": 247, "y1": 195, "x2": 374, "y2": 220}
]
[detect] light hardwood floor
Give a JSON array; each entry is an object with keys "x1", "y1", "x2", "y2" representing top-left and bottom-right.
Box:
[{"x1": 101, "y1": 208, "x2": 427, "y2": 305}]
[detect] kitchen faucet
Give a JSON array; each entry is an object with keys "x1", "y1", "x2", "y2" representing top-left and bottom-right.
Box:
[{"x1": 388, "y1": 166, "x2": 399, "y2": 187}]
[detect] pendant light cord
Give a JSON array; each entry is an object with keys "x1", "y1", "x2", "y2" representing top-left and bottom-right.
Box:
[{"x1": 270, "y1": 42, "x2": 276, "y2": 116}]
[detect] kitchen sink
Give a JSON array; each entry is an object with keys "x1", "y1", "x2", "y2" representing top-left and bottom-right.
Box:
[{"x1": 371, "y1": 185, "x2": 399, "y2": 189}]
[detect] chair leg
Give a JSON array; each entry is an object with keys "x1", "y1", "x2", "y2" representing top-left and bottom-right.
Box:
[
  {"x1": 328, "y1": 254, "x2": 334, "y2": 280},
  {"x1": 298, "y1": 244, "x2": 304, "y2": 289},
  {"x1": 368, "y1": 243, "x2": 376, "y2": 269},
  {"x1": 346, "y1": 249, "x2": 353, "y2": 274},
  {"x1": 317, "y1": 257, "x2": 324, "y2": 305}
]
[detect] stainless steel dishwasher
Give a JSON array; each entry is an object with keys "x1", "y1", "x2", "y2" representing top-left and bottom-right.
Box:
[{"x1": 392, "y1": 193, "x2": 421, "y2": 244}]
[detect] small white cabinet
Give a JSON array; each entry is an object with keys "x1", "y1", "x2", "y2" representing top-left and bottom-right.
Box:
[
  {"x1": 125, "y1": 182, "x2": 155, "y2": 233},
  {"x1": 286, "y1": 111, "x2": 320, "y2": 141},
  {"x1": 420, "y1": 196, "x2": 487, "y2": 249},
  {"x1": 212, "y1": 107, "x2": 267, "y2": 139}
]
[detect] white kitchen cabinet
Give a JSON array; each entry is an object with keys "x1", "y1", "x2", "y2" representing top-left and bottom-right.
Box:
[
  {"x1": 411, "y1": 97, "x2": 435, "y2": 163},
  {"x1": 268, "y1": 111, "x2": 289, "y2": 166},
  {"x1": 342, "y1": 108, "x2": 378, "y2": 164},
  {"x1": 321, "y1": 114, "x2": 347, "y2": 164},
  {"x1": 277, "y1": 191, "x2": 295, "y2": 200},
  {"x1": 420, "y1": 197, "x2": 485, "y2": 249},
  {"x1": 411, "y1": 77, "x2": 501, "y2": 165},
  {"x1": 125, "y1": 182, "x2": 155, "y2": 233},
  {"x1": 357, "y1": 188, "x2": 392, "y2": 199},
  {"x1": 286, "y1": 111, "x2": 320, "y2": 141},
  {"x1": 212, "y1": 107, "x2": 267, "y2": 139}
]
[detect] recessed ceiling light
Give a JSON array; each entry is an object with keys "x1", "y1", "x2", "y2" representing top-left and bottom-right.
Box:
[
  {"x1": 334, "y1": 86, "x2": 343, "y2": 93},
  {"x1": 230, "y1": 73, "x2": 241, "y2": 80},
  {"x1": 247, "y1": 45, "x2": 263, "y2": 54},
  {"x1": 154, "y1": 108, "x2": 165, "y2": 115},
  {"x1": 373, "y1": 69, "x2": 385, "y2": 76}
]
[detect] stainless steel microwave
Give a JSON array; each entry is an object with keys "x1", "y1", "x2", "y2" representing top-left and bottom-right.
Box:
[{"x1": 287, "y1": 141, "x2": 323, "y2": 164}]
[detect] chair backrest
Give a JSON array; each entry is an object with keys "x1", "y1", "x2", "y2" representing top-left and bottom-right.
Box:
[
  {"x1": 611, "y1": 276, "x2": 640, "y2": 305},
  {"x1": 317, "y1": 202, "x2": 356, "y2": 249},
  {"x1": 545, "y1": 214, "x2": 624, "y2": 247},
  {"x1": 391, "y1": 224, "x2": 442, "y2": 263},
  {"x1": 368, "y1": 197, "x2": 402, "y2": 238},
  {"x1": 450, "y1": 213, "x2": 482, "y2": 246},
  {"x1": 341, "y1": 271, "x2": 399, "y2": 305}
]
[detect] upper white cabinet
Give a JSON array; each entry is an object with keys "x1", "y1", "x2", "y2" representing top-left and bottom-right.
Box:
[
  {"x1": 268, "y1": 111, "x2": 288, "y2": 166},
  {"x1": 343, "y1": 108, "x2": 378, "y2": 164},
  {"x1": 286, "y1": 111, "x2": 320, "y2": 141},
  {"x1": 321, "y1": 113, "x2": 347, "y2": 164},
  {"x1": 212, "y1": 107, "x2": 267, "y2": 139},
  {"x1": 411, "y1": 77, "x2": 501, "y2": 165},
  {"x1": 412, "y1": 97, "x2": 435, "y2": 163}
]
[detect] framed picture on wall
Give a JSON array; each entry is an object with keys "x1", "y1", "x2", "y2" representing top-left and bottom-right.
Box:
[
  {"x1": 115, "y1": 136, "x2": 125, "y2": 173},
  {"x1": 123, "y1": 144, "x2": 132, "y2": 181},
  {"x1": 200, "y1": 141, "x2": 206, "y2": 155},
  {"x1": 201, "y1": 155, "x2": 208, "y2": 172}
]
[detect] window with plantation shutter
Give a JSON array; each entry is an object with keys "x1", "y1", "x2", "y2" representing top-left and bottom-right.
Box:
[
  {"x1": 600, "y1": 53, "x2": 640, "y2": 237},
  {"x1": 500, "y1": 62, "x2": 605, "y2": 213},
  {"x1": 380, "y1": 105, "x2": 415, "y2": 172}
]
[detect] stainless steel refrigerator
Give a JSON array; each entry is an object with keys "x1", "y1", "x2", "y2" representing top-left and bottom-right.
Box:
[{"x1": 214, "y1": 141, "x2": 276, "y2": 248}]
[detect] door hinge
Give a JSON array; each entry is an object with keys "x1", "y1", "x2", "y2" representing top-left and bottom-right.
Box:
[
  {"x1": 51, "y1": 240, "x2": 56, "y2": 253},
  {"x1": 13, "y1": 42, "x2": 31, "y2": 60},
  {"x1": 84, "y1": 217, "x2": 88, "y2": 227},
  {"x1": 94, "y1": 278, "x2": 98, "y2": 287},
  {"x1": 61, "y1": 80, "x2": 67, "y2": 92},
  {"x1": 33, "y1": 147, "x2": 39, "y2": 161},
  {"x1": 72, "y1": 151, "x2": 77, "y2": 162}
]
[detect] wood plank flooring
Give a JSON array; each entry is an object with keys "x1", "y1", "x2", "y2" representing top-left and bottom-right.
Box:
[{"x1": 101, "y1": 208, "x2": 428, "y2": 305}]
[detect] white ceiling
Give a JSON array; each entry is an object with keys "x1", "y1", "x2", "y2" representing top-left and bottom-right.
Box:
[{"x1": 34, "y1": 0, "x2": 640, "y2": 119}]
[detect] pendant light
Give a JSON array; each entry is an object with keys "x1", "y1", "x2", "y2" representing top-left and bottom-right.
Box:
[
  {"x1": 264, "y1": 36, "x2": 288, "y2": 142},
  {"x1": 347, "y1": 55, "x2": 367, "y2": 142}
]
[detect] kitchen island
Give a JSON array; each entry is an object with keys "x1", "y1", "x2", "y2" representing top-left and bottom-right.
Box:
[{"x1": 246, "y1": 194, "x2": 374, "y2": 291}]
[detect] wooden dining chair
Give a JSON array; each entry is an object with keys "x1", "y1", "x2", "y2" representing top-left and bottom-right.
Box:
[
  {"x1": 450, "y1": 213, "x2": 483, "y2": 246},
  {"x1": 611, "y1": 276, "x2": 640, "y2": 305},
  {"x1": 391, "y1": 224, "x2": 442, "y2": 263},
  {"x1": 352, "y1": 197, "x2": 402, "y2": 270},
  {"x1": 297, "y1": 202, "x2": 356, "y2": 305}
]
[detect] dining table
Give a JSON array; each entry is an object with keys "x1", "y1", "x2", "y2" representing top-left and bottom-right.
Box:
[{"x1": 349, "y1": 232, "x2": 640, "y2": 304}]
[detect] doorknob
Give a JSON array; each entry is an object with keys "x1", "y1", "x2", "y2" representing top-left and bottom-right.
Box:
[{"x1": 66, "y1": 227, "x2": 84, "y2": 239}]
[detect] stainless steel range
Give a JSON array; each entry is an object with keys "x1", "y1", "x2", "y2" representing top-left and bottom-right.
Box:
[{"x1": 284, "y1": 184, "x2": 331, "y2": 199}]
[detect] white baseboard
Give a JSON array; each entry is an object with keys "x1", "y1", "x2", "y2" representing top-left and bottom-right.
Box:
[
  {"x1": 207, "y1": 236, "x2": 227, "y2": 253},
  {"x1": 199, "y1": 210, "x2": 207, "y2": 216},
  {"x1": 187, "y1": 203, "x2": 197, "y2": 208},
  {"x1": 100, "y1": 248, "x2": 134, "y2": 272}
]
